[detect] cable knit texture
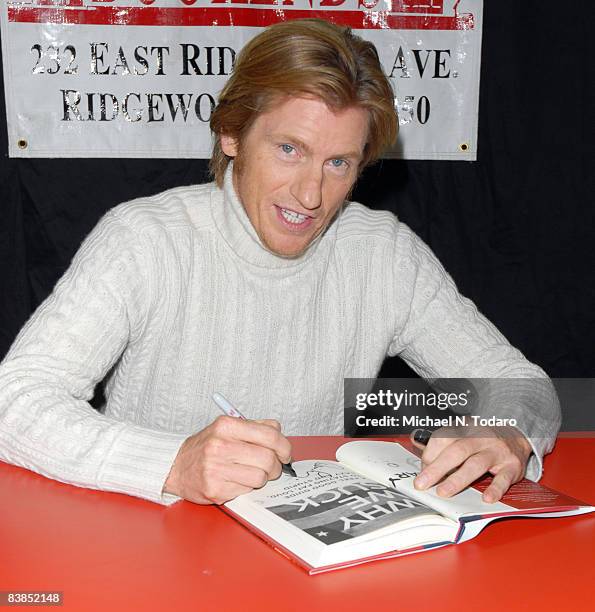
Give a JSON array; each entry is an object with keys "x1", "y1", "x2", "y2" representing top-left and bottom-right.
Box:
[{"x1": 0, "y1": 168, "x2": 561, "y2": 504}]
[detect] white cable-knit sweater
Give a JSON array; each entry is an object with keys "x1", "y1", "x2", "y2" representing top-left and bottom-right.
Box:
[{"x1": 0, "y1": 168, "x2": 560, "y2": 504}]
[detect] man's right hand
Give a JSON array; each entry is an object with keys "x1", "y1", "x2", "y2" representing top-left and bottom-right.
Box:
[{"x1": 163, "y1": 416, "x2": 292, "y2": 505}]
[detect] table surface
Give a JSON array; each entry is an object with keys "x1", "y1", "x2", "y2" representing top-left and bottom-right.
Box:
[{"x1": 1, "y1": 436, "x2": 594, "y2": 612}]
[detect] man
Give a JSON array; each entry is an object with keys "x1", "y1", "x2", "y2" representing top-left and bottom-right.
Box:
[{"x1": 0, "y1": 19, "x2": 559, "y2": 507}]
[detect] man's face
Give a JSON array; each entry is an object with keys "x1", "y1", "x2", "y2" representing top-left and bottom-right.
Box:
[{"x1": 221, "y1": 97, "x2": 369, "y2": 258}]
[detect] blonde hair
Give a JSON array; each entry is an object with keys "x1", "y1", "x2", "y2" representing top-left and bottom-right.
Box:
[{"x1": 209, "y1": 18, "x2": 398, "y2": 186}]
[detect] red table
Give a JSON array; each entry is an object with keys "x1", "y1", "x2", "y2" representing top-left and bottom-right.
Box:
[{"x1": 1, "y1": 436, "x2": 594, "y2": 611}]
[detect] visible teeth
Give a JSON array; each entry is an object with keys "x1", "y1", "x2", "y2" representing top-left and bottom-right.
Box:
[{"x1": 281, "y1": 208, "x2": 307, "y2": 224}]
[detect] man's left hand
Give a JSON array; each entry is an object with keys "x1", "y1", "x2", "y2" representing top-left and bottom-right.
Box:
[{"x1": 412, "y1": 426, "x2": 532, "y2": 503}]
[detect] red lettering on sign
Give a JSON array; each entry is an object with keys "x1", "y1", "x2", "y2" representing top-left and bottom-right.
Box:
[{"x1": 8, "y1": 2, "x2": 475, "y2": 31}]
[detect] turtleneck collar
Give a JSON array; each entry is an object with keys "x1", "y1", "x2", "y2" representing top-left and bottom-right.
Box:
[{"x1": 209, "y1": 163, "x2": 338, "y2": 272}]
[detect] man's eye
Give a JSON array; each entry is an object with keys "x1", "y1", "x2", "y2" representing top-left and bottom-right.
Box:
[
  {"x1": 330, "y1": 159, "x2": 347, "y2": 168},
  {"x1": 280, "y1": 144, "x2": 295, "y2": 155}
]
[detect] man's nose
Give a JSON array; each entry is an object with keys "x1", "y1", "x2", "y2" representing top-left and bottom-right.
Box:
[{"x1": 290, "y1": 165, "x2": 323, "y2": 211}]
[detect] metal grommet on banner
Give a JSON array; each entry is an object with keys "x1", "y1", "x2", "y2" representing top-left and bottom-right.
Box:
[
  {"x1": 459, "y1": 143, "x2": 469, "y2": 152},
  {"x1": 17, "y1": 139, "x2": 28, "y2": 149}
]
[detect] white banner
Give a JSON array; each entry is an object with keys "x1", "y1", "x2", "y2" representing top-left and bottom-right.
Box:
[{"x1": 1, "y1": 0, "x2": 483, "y2": 160}]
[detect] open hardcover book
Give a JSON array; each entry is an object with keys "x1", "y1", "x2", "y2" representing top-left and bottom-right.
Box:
[{"x1": 223, "y1": 440, "x2": 595, "y2": 574}]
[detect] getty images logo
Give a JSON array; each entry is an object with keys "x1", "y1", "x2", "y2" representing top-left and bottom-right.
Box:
[{"x1": 354, "y1": 389, "x2": 470, "y2": 411}]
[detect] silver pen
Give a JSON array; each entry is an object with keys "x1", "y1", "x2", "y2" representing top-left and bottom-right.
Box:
[{"x1": 212, "y1": 392, "x2": 297, "y2": 478}]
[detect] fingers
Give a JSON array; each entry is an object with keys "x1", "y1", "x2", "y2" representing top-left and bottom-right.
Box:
[
  {"x1": 482, "y1": 466, "x2": 517, "y2": 503},
  {"x1": 197, "y1": 459, "x2": 276, "y2": 505},
  {"x1": 433, "y1": 449, "x2": 493, "y2": 498},
  {"x1": 419, "y1": 435, "x2": 456, "y2": 466},
  {"x1": 212, "y1": 416, "x2": 292, "y2": 464},
  {"x1": 414, "y1": 437, "x2": 484, "y2": 492},
  {"x1": 202, "y1": 434, "x2": 283, "y2": 482},
  {"x1": 164, "y1": 415, "x2": 293, "y2": 505},
  {"x1": 255, "y1": 418, "x2": 281, "y2": 430},
  {"x1": 413, "y1": 427, "x2": 530, "y2": 502}
]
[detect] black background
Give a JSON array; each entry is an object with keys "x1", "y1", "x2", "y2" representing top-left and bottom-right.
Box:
[{"x1": 1, "y1": 2, "x2": 593, "y2": 389}]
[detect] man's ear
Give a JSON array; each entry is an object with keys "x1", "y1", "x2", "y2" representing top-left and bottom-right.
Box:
[{"x1": 220, "y1": 134, "x2": 239, "y2": 157}]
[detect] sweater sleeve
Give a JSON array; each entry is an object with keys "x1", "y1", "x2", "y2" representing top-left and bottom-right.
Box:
[
  {"x1": 0, "y1": 211, "x2": 186, "y2": 505},
  {"x1": 387, "y1": 223, "x2": 561, "y2": 481}
]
